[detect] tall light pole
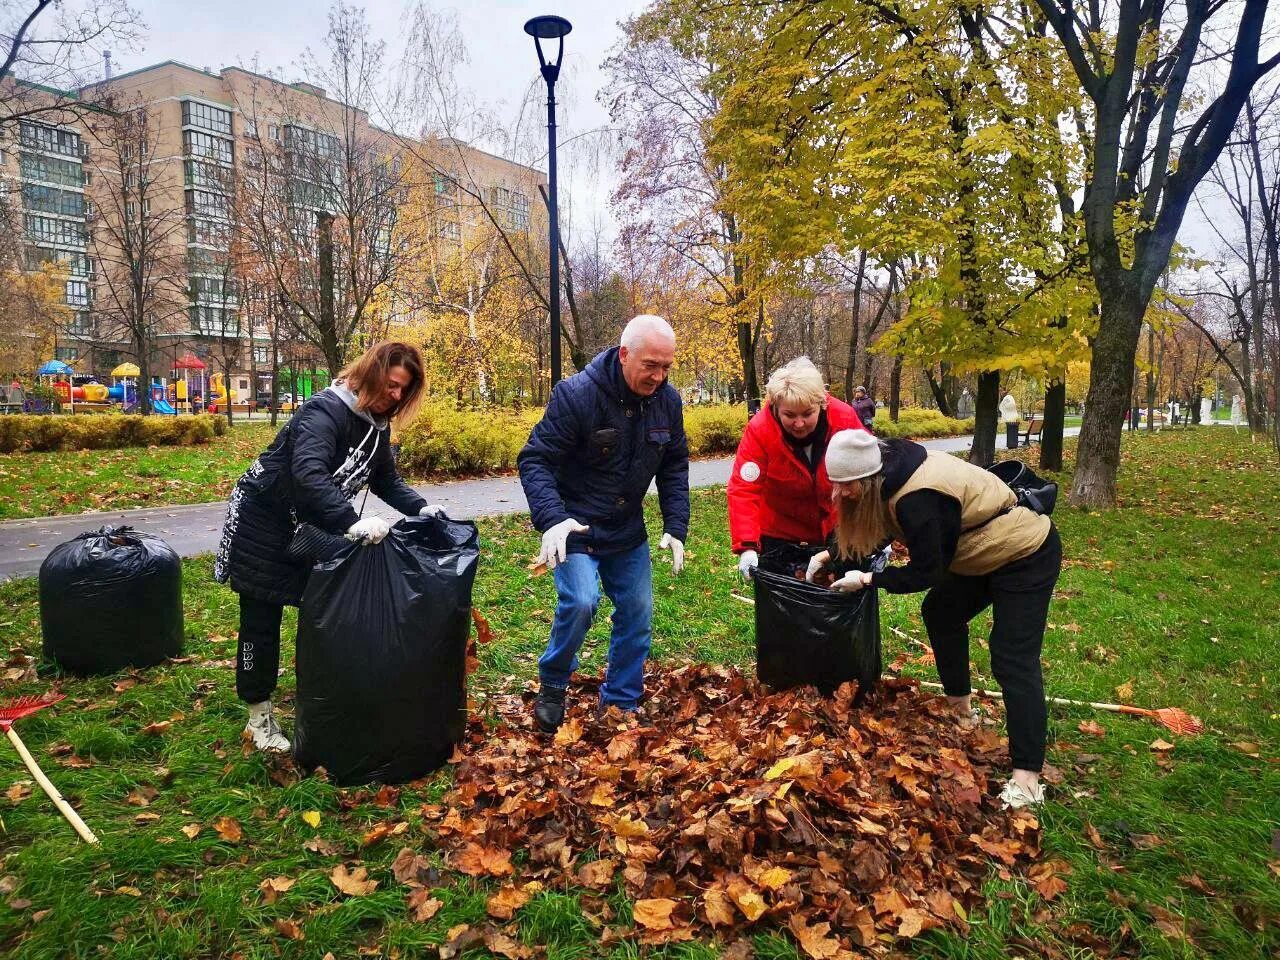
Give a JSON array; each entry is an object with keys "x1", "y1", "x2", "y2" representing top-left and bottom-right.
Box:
[{"x1": 524, "y1": 14, "x2": 572, "y2": 387}]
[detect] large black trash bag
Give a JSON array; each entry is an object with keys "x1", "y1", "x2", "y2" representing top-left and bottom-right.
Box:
[
  {"x1": 293, "y1": 514, "x2": 480, "y2": 786},
  {"x1": 39, "y1": 525, "x2": 183, "y2": 674},
  {"x1": 753, "y1": 567, "x2": 882, "y2": 700}
]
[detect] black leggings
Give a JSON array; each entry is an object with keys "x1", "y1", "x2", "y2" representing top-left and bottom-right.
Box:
[
  {"x1": 237, "y1": 594, "x2": 285, "y2": 704},
  {"x1": 921, "y1": 525, "x2": 1062, "y2": 772}
]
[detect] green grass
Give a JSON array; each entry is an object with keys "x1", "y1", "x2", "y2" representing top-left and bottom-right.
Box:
[{"x1": 0, "y1": 428, "x2": 1276, "y2": 958}]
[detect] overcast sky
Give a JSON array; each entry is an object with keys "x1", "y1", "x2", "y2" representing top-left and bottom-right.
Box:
[{"x1": 106, "y1": 0, "x2": 1228, "y2": 261}]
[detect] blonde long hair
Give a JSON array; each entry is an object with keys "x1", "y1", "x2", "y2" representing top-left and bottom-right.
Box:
[{"x1": 834, "y1": 474, "x2": 893, "y2": 561}]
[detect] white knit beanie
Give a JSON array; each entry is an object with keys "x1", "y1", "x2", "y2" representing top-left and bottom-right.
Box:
[{"x1": 825, "y1": 429, "x2": 881, "y2": 482}]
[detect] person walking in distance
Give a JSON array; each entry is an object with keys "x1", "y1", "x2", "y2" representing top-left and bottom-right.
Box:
[{"x1": 518, "y1": 315, "x2": 690, "y2": 732}]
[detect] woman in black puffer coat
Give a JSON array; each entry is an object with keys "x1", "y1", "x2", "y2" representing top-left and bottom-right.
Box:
[{"x1": 214, "y1": 341, "x2": 441, "y2": 751}]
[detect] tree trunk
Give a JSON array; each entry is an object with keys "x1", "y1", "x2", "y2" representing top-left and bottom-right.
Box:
[
  {"x1": 1040, "y1": 377, "x2": 1066, "y2": 471},
  {"x1": 136, "y1": 333, "x2": 152, "y2": 415},
  {"x1": 1145, "y1": 325, "x2": 1156, "y2": 432},
  {"x1": 1071, "y1": 286, "x2": 1146, "y2": 507},
  {"x1": 317, "y1": 212, "x2": 341, "y2": 377},
  {"x1": 843, "y1": 250, "x2": 868, "y2": 400},
  {"x1": 888, "y1": 354, "x2": 902, "y2": 421},
  {"x1": 969, "y1": 370, "x2": 999, "y2": 465}
]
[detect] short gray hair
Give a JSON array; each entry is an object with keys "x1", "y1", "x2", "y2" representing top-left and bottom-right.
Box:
[{"x1": 620, "y1": 314, "x2": 676, "y2": 350}]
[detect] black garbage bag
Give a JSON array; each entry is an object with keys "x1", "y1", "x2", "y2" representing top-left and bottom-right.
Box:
[
  {"x1": 39, "y1": 526, "x2": 183, "y2": 674},
  {"x1": 293, "y1": 514, "x2": 479, "y2": 786},
  {"x1": 987, "y1": 460, "x2": 1058, "y2": 515},
  {"x1": 753, "y1": 563, "x2": 882, "y2": 700}
]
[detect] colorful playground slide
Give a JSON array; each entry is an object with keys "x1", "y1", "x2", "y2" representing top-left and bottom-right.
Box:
[{"x1": 151, "y1": 398, "x2": 177, "y2": 415}]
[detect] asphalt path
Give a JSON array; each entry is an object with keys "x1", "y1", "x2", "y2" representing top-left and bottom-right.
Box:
[{"x1": 0, "y1": 427, "x2": 1079, "y2": 581}]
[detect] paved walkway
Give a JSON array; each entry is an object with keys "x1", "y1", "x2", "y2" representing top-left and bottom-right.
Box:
[{"x1": 0, "y1": 427, "x2": 1078, "y2": 581}]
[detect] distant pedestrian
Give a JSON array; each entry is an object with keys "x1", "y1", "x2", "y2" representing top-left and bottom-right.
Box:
[{"x1": 851, "y1": 386, "x2": 877, "y2": 432}]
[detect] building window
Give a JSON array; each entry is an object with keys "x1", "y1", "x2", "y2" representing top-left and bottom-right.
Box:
[
  {"x1": 19, "y1": 121, "x2": 81, "y2": 159},
  {"x1": 26, "y1": 249, "x2": 91, "y2": 276},
  {"x1": 65, "y1": 280, "x2": 90, "y2": 307},
  {"x1": 253, "y1": 345, "x2": 269, "y2": 364},
  {"x1": 184, "y1": 159, "x2": 227, "y2": 189},
  {"x1": 54, "y1": 346, "x2": 79, "y2": 363},
  {"x1": 183, "y1": 130, "x2": 233, "y2": 166},
  {"x1": 190, "y1": 305, "x2": 238, "y2": 337},
  {"x1": 244, "y1": 119, "x2": 258, "y2": 138},
  {"x1": 439, "y1": 221, "x2": 461, "y2": 242},
  {"x1": 188, "y1": 217, "x2": 231, "y2": 249},
  {"x1": 21, "y1": 183, "x2": 85, "y2": 217},
  {"x1": 190, "y1": 275, "x2": 236, "y2": 301},
  {"x1": 181, "y1": 100, "x2": 233, "y2": 136},
  {"x1": 24, "y1": 214, "x2": 86, "y2": 246},
  {"x1": 268, "y1": 124, "x2": 280, "y2": 142},
  {"x1": 19, "y1": 152, "x2": 84, "y2": 188},
  {"x1": 66, "y1": 311, "x2": 92, "y2": 335},
  {"x1": 186, "y1": 188, "x2": 230, "y2": 220}
]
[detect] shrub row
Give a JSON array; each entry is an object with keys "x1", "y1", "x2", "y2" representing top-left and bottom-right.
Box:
[
  {"x1": 871, "y1": 408, "x2": 975, "y2": 439},
  {"x1": 0, "y1": 413, "x2": 226, "y2": 453}
]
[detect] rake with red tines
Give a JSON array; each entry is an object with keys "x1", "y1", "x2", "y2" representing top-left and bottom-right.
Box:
[
  {"x1": 0, "y1": 694, "x2": 99, "y2": 844},
  {"x1": 915, "y1": 681, "x2": 1205, "y2": 736}
]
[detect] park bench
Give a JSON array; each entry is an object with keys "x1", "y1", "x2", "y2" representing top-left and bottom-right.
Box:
[
  {"x1": 1020, "y1": 417, "x2": 1044, "y2": 446},
  {"x1": 0, "y1": 385, "x2": 25, "y2": 414}
]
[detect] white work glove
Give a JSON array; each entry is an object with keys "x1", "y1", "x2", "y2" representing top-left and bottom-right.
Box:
[
  {"x1": 539, "y1": 517, "x2": 590, "y2": 569},
  {"x1": 345, "y1": 516, "x2": 391, "y2": 544},
  {"x1": 805, "y1": 550, "x2": 831, "y2": 583},
  {"x1": 419, "y1": 504, "x2": 445, "y2": 517},
  {"x1": 831, "y1": 570, "x2": 872, "y2": 593},
  {"x1": 737, "y1": 549, "x2": 759, "y2": 581},
  {"x1": 659, "y1": 533, "x2": 685, "y2": 576}
]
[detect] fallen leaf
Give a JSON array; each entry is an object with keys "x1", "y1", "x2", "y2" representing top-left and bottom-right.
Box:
[
  {"x1": 487, "y1": 884, "x2": 533, "y2": 920},
  {"x1": 633, "y1": 898, "x2": 677, "y2": 931},
  {"x1": 726, "y1": 877, "x2": 768, "y2": 922},
  {"x1": 391, "y1": 847, "x2": 435, "y2": 887},
  {"x1": 484, "y1": 928, "x2": 532, "y2": 959},
  {"x1": 329, "y1": 864, "x2": 379, "y2": 897},
  {"x1": 1229, "y1": 742, "x2": 1261, "y2": 757},
  {"x1": 140, "y1": 721, "x2": 171, "y2": 736},
  {"x1": 361, "y1": 821, "x2": 408, "y2": 846},
  {"x1": 258, "y1": 876, "x2": 297, "y2": 905},
  {"x1": 0, "y1": 877, "x2": 17, "y2": 896},
  {"x1": 452, "y1": 842, "x2": 514, "y2": 877},
  {"x1": 788, "y1": 913, "x2": 843, "y2": 959},
  {"x1": 553, "y1": 716, "x2": 583, "y2": 746},
  {"x1": 897, "y1": 908, "x2": 935, "y2": 938},
  {"x1": 1150, "y1": 738, "x2": 1175, "y2": 752},
  {"x1": 6, "y1": 782, "x2": 32, "y2": 804},
  {"x1": 212, "y1": 816, "x2": 242, "y2": 844},
  {"x1": 274, "y1": 918, "x2": 305, "y2": 941},
  {"x1": 301, "y1": 810, "x2": 322, "y2": 828},
  {"x1": 303, "y1": 836, "x2": 340, "y2": 856},
  {"x1": 407, "y1": 888, "x2": 442, "y2": 922},
  {"x1": 114, "y1": 887, "x2": 142, "y2": 898},
  {"x1": 703, "y1": 888, "x2": 737, "y2": 928},
  {"x1": 576, "y1": 859, "x2": 617, "y2": 890},
  {"x1": 1114, "y1": 680, "x2": 1135, "y2": 702},
  {"x1": 1078, "y1": 719, "x2": 1106, "y2": 738},
  {"x1": 181, "y1": 823, "x2": 202, "y2": 840},
  {"x1": 1028, "y1": 860, "x2": 1072, "y2": 900}
]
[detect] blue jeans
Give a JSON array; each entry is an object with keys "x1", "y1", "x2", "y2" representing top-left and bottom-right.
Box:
[{"x1": 538, "y1": 542, "x2": 653, "y2": 709}]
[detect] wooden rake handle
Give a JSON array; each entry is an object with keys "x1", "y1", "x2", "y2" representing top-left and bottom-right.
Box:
[{"x1": 6, "y1": 728, "x2": 99, "y2": 844}]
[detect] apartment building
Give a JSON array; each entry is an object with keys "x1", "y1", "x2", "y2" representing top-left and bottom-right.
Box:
[{"x1": 1, "y1": 60, "x2": 546, "y2": 397}]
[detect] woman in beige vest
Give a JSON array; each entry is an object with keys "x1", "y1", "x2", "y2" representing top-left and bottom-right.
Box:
[{"x1": 806, "y1": 430, "x2": 1062, "y2": 809}]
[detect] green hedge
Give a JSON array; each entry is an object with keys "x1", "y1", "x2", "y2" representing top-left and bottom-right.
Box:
[
  {"x1": 394, "y1": 403, "x2": 974, "y2": 476},
  {"x1": 0, "y1": 413, "x2": 226, "y2": 453},
  {"x1": 871, "y1": 407, "x2": 975, "y2": 439}
]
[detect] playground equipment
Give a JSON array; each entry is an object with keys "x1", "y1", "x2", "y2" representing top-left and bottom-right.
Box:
[
  {"x1": 207, "y1": 373, "x2": 229, "y2": 413},
  {"x1": 172, "y1": 352, "x2": 207, "y2": 414},
  {"x1": 150, "y1": 380, "x2": 177, "y2": 415},
  {"x1": 108, "y1": 362, "x2": 139, "y2": 410}
]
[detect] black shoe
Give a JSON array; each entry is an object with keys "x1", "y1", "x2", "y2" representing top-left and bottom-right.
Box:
[{"x1": 534, "y1": 686, "x2": 567, "y2": 734}]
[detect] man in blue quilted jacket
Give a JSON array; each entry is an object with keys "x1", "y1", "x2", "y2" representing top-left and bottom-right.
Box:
[{"x1": 518, "y1": 315, "x2": 690, "y2": 732}]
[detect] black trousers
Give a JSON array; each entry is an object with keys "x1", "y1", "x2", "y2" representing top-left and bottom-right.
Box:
[
  {"x1": 237, "y1": 594, "x2": 285, "y2": 704},
  {"x1": 920, "y1": 525, "x2": 1062, "y2": 772}
]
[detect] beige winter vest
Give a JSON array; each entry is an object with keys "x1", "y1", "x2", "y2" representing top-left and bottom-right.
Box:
[{"x1": 886, "y1": 452, "x2": 1051, "y2": 576}]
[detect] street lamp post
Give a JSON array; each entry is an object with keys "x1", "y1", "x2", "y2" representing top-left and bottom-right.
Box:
[{"x1": 524, "y1": 14, "x2": 572, "y2": 387}]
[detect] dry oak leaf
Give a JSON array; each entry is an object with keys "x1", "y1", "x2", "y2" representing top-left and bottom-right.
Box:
[
  {"x1": 484, "y1": 929, "x2": 533, "y2": 959},
  {"x1": 1028, "y1": 860, "x2": 1072, "y2": 901},
  {"x1": 726, "y1": 876, "x2": 768, "y2": 922},
  {"x1": 258, "y1": 876, "x2": 297, "y2": 905},
  {"x1": 633, "y1": 897, "x2": 678, "y2": 931},
  {"x1": 274, "y1": 918, "x2": 305, "y2": 941},
  {"x1": 212, "y1": 816, "x2": 243, "y2": 844},
  {"x1": 407, "y1": 888, "x2": 443, "y2": 922},
  {"x1": 361, "y1": 821, "x2": 409, "y2": 847},
  {"x1": 1077, "y1": 719, "x2": 1106, "y2": 738},
  {"x1": 702, "y1": 888, "x2": 737, "y2": 928},
  {"x1": 329, "y1": 864, "x2": 379, "y2": 897},
  {"x1": 391, "y1": 847, "x2": 434, "y2": 887},
  {"x1": 487, "y1": 884, "x2": 536, "y2": 920},
  {"x1": 787, "y1": 913, "x2": 847, "y2": 959},
  {"x1": 553, "y1": 716, "x2": 583, "y2": 746},
  {"x1": 452, "y1": 842, "x2": 514, "y2": 877},
  {"x1": 576, "y1": 859, "x2": 617, "y2": 890}
]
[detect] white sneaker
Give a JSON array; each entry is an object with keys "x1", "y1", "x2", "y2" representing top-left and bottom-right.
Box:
[
  {"x1": 245, "y1": 701, "x2": 291, "y2": 752},
  {"x1": 999, "y1": 777, "x2": 1045, "y2": 810}
]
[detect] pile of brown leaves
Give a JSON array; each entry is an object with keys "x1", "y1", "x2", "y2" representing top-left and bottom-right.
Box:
[{"x1": 426, "y1": 663, "x2": 1047, "y2": 956}]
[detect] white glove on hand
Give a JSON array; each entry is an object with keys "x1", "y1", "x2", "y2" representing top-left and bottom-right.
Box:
[
  {"x1": 659, "y1": 533, "x2": 685, "y2": 575},
  {"x1": 805, "y1": 550, "x2": 831, "y2": 583},
  {"x1": 539, "y1": 518, "x2": 590, "y2": 569},
  {"x1": 737, "y1": 549, "x2": 759, "y2": 580},
  {"x1": 831, "y1": 570, "x2": 871, "y2": 593},
  {"x1": 345, "y1": 516, "x2": 391, "y2": 544},
  {"x1": 419, "y1": 504, "x2": 445, "y2": 517}
]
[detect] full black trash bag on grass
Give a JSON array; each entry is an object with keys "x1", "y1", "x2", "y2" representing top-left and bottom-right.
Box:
[
  {"x1": 39, "y1": 526, "x2": 183, "y2": 675},
  {"x1": 753, "y1": 565, "x2": 881, "y2": 700},
  {"x1": 293, "y1": 515, "x2": 479, "y2": 786}
]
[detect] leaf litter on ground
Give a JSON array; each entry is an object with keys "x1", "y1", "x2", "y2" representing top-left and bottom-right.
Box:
[{"x1": 422, "y1": 661, "x2": 1047, "y2": 954}]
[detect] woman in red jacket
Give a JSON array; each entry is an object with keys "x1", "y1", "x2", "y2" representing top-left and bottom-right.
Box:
[{"x1": 728, "y1": 357, "x2": 866, "y2": 578}]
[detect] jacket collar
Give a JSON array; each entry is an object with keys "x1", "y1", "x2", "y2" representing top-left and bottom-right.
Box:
[
  {"x1": 327, "y1": 381, "x2": 387, "y2": 429},
  {"x1": 879, "y1": 438, "x2": 928, "y2": 498},
  {"x1": 586, "y1": 347, "x2": 658, "y2": 405}
]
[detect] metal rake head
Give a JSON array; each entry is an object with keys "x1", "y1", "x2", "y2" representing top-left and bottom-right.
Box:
[{"x1": 0, "y1": 692, "x2": 65, "y2": 732}]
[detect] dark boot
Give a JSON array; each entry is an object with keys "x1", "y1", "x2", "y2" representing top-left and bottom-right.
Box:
[{"x1": 534, "y1": 686, "x2": 567, "y2": 734}]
